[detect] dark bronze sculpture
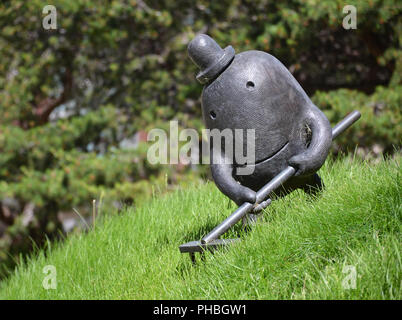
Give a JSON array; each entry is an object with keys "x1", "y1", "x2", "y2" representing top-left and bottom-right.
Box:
[
  {"x1": 188, "y1": 34, "x2": 332, "y2": 208},
  {"x1": 180, "y1": 34, "x2": 361, "y2": 261}
]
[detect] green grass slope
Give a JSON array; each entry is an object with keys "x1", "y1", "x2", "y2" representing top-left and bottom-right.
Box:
[{"x1": 0, "y1": 156, "x2": 401, "y2": 299}]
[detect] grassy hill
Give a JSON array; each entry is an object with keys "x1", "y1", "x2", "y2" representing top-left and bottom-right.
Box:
[{"x1": 0, "y1": 156, "x2": 400, "y2": 299}]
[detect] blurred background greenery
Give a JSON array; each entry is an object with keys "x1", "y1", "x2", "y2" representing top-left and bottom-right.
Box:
[{"x1": 0, "y1": 0, "x2": 400, "y2": 278}]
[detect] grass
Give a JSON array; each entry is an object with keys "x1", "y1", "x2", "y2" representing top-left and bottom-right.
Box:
[{"x1": 0, "y1": 156, "x2": 400, "y2": 299}]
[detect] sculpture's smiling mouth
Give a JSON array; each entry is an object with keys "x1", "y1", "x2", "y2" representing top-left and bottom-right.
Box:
[
  {"x1": 238, "y1": 141, "x2": 289, "y2": 167},
  {"x1": 255, "y1": 140, "x2": 289, "y2": 165}
]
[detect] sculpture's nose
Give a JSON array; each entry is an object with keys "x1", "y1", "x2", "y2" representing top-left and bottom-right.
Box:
[{"x1": 187, "y1": 34, "x2": 235, "y2": 84}]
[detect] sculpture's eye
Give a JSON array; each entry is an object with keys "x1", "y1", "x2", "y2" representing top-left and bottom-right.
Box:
[
  {"x1": 246, "y1": 81, "x2": 255, "y2": 90},
  {"x1": 210, "y1": 110, "x2": 217, "y2": 120}
]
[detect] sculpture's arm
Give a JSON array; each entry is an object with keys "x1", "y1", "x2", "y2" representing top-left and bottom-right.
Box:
[
  {"x1": 210, "y1": 150, "x2": 256, "y2": 206},
  {"x1": 288, "y1": 104, "x2": 332, "y2": 176}
]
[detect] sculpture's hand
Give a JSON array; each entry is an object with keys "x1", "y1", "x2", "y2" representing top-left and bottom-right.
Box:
[
  {"x1": 288, "y1": 104, "x2": 332, "y2": 176},
  {"x1": 232, "y1": 186, "x2": 256, "y2": 206},
  {"x1": 210, "y1": 148, "x2": 256, "y2": 206},
  {"x1": 288, "y1": 153, "x2": 315, "y2": 176}
]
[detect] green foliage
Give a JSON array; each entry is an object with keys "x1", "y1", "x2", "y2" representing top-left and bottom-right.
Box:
[
  {"x1": 0, "y1": 157, "x2": 400, "y2": 299},
  {"x1": 0, "y1": 0, "x2": 400, "y2": 277},
  {"x1": 315, "y1": 85, "x2": 402, "y2": 154}
]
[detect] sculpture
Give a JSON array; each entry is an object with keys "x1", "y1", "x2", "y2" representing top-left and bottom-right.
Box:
[
  {"x1": 180, "y1": 34, "x2": 361, "y2": 261},
  {"x1": 188, "y1": 34, "x2": 334, "y2": 208}
]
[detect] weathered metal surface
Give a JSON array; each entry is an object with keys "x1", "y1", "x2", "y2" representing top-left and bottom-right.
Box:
[
  {"x1": 188, "y1": 34, "x2": 333, "y2": 206},
  {"x1": 181, "y1": 33, "x2": 361, "y2": 258}
]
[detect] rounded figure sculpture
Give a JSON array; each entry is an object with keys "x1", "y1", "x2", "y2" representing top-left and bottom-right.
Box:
[{"x1": 188, "y1": 34, "x2": 332, "y2": 210}]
